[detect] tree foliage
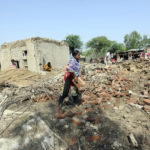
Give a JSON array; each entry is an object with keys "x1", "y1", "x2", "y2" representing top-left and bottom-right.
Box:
[
  {"x1": 86, "y1": 36, "x2": 111, "y2": 53},
  {"x1": 110, "y1": 42, "x2": 126, "y2": 52},
  {"x1": 66, "y1": 31, "x2": 150, "y2": 59},
  {"x1": 124, "y1": 31, "x2": 142, "y2": 49},
  {"x1": 64, "y1": 35, "x2": 83, "y2": 53},
  {"x1": 86, "y1": 36, "x2": 125, "y2": 57},
  {"x1": 124, "y1": 31, "x2": 150, "y2": 50},
  {"x1": 82, "y1": 49, "x2": 93, "y2": 57},
  {"x1": 140, "y1": 35, "x2": 150, "y2": 49}
]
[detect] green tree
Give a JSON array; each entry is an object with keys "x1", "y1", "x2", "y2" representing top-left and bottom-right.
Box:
[
  {"x1": 86, "y1": 36, "x2": 111, "y2": 53},
  {"x1": 110, "y1": 41, "x2": 126, "y2": 53},
  {"x1": 124, "y1": 31, "x2": 142, "y2": 49},
  {"x1": 82, "y1": 49, "x2": 93, "y2": 57},
  {"x1": 140, "y1": 35, "x2": 150, "y2": 48},
  {"x1": 64, "y1": 35, "x2": 83, "y2": 53}
]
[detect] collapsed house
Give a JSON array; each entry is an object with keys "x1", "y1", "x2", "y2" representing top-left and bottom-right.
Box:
[{"x1": 0, "y1": 37, "x2": 70, "y2": 72}]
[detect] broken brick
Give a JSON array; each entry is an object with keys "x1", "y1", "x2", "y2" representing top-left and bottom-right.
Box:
[
  {"x1": 72, "y1": 117, "x2": 83, "y2": 126},
  {"x1": 69, "y1": 138, "x2": 78, "y2": 145},
  {"x1": 128, "y1": 98, "x2": 137, "y2": 104},
  {"x1": 86, "y1": 135, "x2": 100, "y2": 142},
  {"x1": 144, "y1": 105, "x2": 150, "y2": 112},
  {"x1": 81, "y1": 95, "x2": 91, "y2": 101},
  {"x1": 66, "y1": 112, "x2": 76, "y2": 118},
  {"x1": 76, "y1": 111, "x2": 82, "y2": 116},
  {"x1": 56, "y1": 113, "x2": 66, "y2": 119},
  {"x1": 115, "y1": 102, "x2": 120, "y2": 108},
  {"x1": 87, "y1": 117, "x2": 100, "y2": 124},
  {"x1": 143, "y1": 99, "x2": 150, "y2": 105},
  {"x1": 85, "y1": 107, "x2": 94, "y2": 112}
]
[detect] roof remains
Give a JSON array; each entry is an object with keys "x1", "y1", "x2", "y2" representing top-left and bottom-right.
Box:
[{"x1": 1, "y1": 37, "x2": 68, "y2": 49}]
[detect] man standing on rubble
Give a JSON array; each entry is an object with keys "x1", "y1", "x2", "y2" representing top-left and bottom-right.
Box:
[
  {"x1": 104, "y1": 51, "x2": 110, "y2": 66},
  {"x1": 58, "y1": 50, "x2": 82, "y2": 107}
]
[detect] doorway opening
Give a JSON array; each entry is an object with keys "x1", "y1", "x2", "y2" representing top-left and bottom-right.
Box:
[{"x1": 14, "y1": 60, "x2": 20, "y2": 68}]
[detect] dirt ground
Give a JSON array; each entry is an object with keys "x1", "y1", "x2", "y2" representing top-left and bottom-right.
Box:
[{"x1": 0, "y1": 68, "x2": 64, "y2": 87}]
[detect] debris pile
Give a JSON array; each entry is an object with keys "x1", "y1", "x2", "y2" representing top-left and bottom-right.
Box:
[
  {"x1": 0, "y1": 59, "x2": 150, "y2": 150},
  {"x1": 53, "y1": 59, "x2": 150, "y2": 150}
]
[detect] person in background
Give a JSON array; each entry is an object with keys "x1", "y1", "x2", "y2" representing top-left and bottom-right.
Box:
[
  {"x1": 141, "y1": 49, "x2": 146, "y2": 59},
  {"x1": 104, "y1": 51, "x2": 110, "y2": 66},
  {"x1": 58, "y1": 50, "x2": 82, "y2": 107},
  {"x1": 90, "y1": 58, "x2": 93, "y2": 63},
  {"x1": 132, "y1": 52, "x2": 135, "y2": 59},
  {"x1": 146, "y1": 52, "x2": 150, "y2": 59},
  {"x1": 44, "y1": 62, "x2": 52, "y2": 72}
]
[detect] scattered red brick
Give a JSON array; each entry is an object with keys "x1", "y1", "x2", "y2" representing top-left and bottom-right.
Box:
[
  {"x1": 86, "y1": 135, "x2": 100, "y2": 142},
  {"x1": 89, "y1": 100, "x2": 99, "y2": 105},
  {"x1": 143, "y1": 99, "x2": 150, "y2": 105},
  {"x1": 99, "y1": 105, "x2": 104, "y2": 110},
  {"x1": 66, "y1": 112, "x2": 76, "y2": 118},
  {"x1": 119, "y1": 76, "x2": 127, "y2": 81},
  {"x1": 128, "y1": 98, "x2": 137, "y2": 104},
  {"x1": 81, "y1": 95, "x2": 91, "y2": 101},
  {"x1": 99, "y1": 105, "x2": 109, "y2": 110},
  {"x1": 69, "y1": 138, "x2": 78, "y2": 145},
  {"x1": 56, "y1": 113, "x2": 66, "y2": 119},
  {"x1": 144, "y1": 83, "x2": 150, "y2": 88},
  {"x1": 87, "y1": 117, "x2": 100, "y2": 124},
  {"x1": 72, "y1": 117, "x2": 83, "y2": 126},
  {"x1": 33, "y1": 94, "x2": 50, "y2": 102},
  {"x1": 76, "y1": 111, "x2": 83, "y2": 116},
  {"x1": 144, "y1": 105, "x2": 150, "y2": 112},
  {"x1": 85, "y1": 107, "x2": 94, "y2": 112},
  {"x1": 115, "y1": 102, "x2": 120, "y2": 108}
]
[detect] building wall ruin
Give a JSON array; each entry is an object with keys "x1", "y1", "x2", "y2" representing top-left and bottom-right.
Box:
[
  {"x1": 35, "y1": 39, "x2": 70, "y2": 71},
  {"x1": 0, "y1": 37, "x2": 70, "y2": 72}
]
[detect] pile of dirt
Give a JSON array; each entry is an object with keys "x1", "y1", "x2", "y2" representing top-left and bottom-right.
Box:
[
  {"x1": 0, "y1": 59, "x2": 150, "y2": 150},
  {"x1": 0, "y1": 68, "x2": 64, "y2": 87}
]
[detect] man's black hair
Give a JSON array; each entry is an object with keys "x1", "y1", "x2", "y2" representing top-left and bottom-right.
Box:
[{"x1": 72, "y1": 50, "x2": 80, "y2": 56}]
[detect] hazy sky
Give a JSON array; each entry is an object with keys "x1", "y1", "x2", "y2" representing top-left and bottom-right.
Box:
[{"x1": 0, "y1": 0, "x2": 150, "y2": 46}]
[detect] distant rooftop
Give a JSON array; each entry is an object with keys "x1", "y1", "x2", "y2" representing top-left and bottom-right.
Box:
[
  {"x1": 128, "y1": 48, "x2": 144, "y2": 52},
  {"x1": 128, "y1": 49, "x2": 139, "y2": 52}
]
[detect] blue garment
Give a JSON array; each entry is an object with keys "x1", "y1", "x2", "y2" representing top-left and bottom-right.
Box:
[{"x1": 67, "y1": 55, "x2": 80, "y2": 76}]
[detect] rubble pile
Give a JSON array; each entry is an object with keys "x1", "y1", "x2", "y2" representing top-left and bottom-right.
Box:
[
  {"x1": 119, "y1": 59, "x2": 150, "y2": 112},
  {"x1": 0, "y1": 59, "x2": 150, "y2": 149},
  {"x1": 81, "y1": 65, "x2": 132, "y2": 108},
  {"x1": 47, "y1": 60, "x2": 150, "y2": 150},
  {"x1": 51, "y1": 61, "x2": 150, "y2": 150}
]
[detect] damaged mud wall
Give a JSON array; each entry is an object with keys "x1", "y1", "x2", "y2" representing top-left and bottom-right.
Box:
[
  {"x1": 35, "y1": 39, "x2": 70, "y2": 70},
  {"x1": 0, "y1": 37, "x2": 70, "y2": 72},
  {"x1": 0, "y1": 39, "x2": 37, "y2": 72}
]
